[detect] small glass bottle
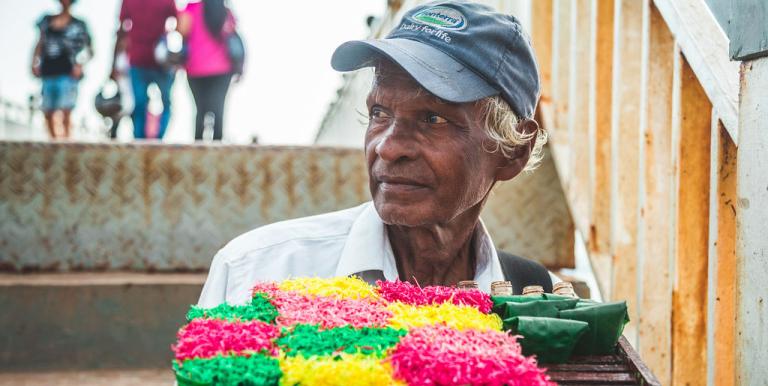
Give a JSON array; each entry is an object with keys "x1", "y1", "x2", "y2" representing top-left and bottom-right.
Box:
[
  {"x1": 490, "y1": 280, "x2": 513, "y2": 296},
  {"x1": 553, "y1": 281, "x2": 579, "y2": 298},
  {"x1": 457, "y1": 280, "x2": 479, "y2": 289},
  {"x1": 522, "y1": 285, "x2": 545, "y2": 296}
]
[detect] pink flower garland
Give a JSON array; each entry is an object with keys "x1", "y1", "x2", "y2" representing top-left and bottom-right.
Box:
[
  {"x1": 275, "y1": 293, "x2": 392, "y2": 329},
  {"x1": 387, "y1": 325, "x2": 554, "y2": 386},
  {"x1": 251, "y1": 282, "x2": 281, "y2": 299},
  {"x1": 173, "y1": 318, "x2": 279, "y2": 361},
  {"x1": 377, "y1": 280, "x2": 494, "y2": 314},
  {"x1": 252, "y1": 281, "x2": 392, "y2": 329}
]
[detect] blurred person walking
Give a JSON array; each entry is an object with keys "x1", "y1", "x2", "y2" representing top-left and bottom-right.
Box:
[
  {"x1": 113, "y1": 0, "x2": 177, "y2": 140},
  {"x1": 178, "y1": 0, "x2": 240, "y2": 141},
  {"x1": 31, "y1": 0, "x2": 92, "y2": 139}
]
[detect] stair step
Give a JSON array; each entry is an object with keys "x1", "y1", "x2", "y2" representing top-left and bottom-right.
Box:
[
  {"x1": 0, "y1": 272, "x2": 205, "y2": 371},
  {"x1": 0, "y1": 368, "x2": 172, "y2": 386}
]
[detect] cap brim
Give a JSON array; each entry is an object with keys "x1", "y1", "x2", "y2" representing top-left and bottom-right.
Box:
[{"x1": 331, "y1": 38, "x2": 498, "y2": 103}]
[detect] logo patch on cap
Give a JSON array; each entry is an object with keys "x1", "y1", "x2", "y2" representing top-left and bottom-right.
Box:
[{"x1": 411, "y1": 6, "x2": 467, "y2": 31}]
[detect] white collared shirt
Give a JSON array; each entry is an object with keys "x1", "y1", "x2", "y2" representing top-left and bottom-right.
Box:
[{"x1": 198, "y1": 201, "x2": 552, "y2": 308}]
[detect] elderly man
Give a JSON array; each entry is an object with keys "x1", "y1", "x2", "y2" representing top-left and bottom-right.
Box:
[{"x1": 199, "y1": 0, "x2": 555, "y2": 307}]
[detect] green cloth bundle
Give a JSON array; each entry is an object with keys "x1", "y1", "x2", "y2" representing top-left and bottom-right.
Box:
[
  {"x1": 559, "y1": 301, "x2": 629, "y2": 355},
  {"x1": 501, "y1": 298, "x2": 579, "y2": 319},
  {"x1": 493, "y1": 295, "x2": 629, "y2": 363},
  {"x1": 505, "y1": 316, "x2": 589, "y2": 363}
]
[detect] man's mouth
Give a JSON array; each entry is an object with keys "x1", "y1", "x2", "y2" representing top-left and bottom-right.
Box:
[{"x1": 376, "y1": 175, "x2": 429, "y2": 192}]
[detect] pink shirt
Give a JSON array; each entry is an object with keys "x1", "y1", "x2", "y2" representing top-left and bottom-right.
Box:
[{"x1": 182, "y1": 2, "x2": 235, "y2": 77}]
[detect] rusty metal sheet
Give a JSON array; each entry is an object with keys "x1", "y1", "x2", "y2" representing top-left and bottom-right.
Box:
[
  {"x1": 0, "y1": 142, "x2": 369, "y2": 271},
  {"x1": 482, "y1": 146, "x2": 574, "y2": 268},
  {"x1": 0, "y1": 141, "x2": 572, "y2": 271}
]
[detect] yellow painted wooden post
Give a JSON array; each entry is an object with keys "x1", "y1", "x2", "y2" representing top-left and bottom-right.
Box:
[
  {"x1": 568, "y1": 0, "x2": 592, "y2": 237},
  {"x1": 707, "y1": 119, "x2": 736, "y2": 386},
  {"x1": 550, "y1": 0, "x2": 572, "y2": 184},
  {"x1": 671, "y1": 57, "x2": 712, "y2": 385},
  {"x1": 587, "y1": 0, "x2": 615, "y2": 288},
  {"x1": 637, "y1": 5, "x2": 675, "y2": 384},
  {"x1": 530, "y1": 0, "x2": 553, "y2": 104},
  {"x1": 610, "y1": 0, "x2": 645, "y2": 340}
]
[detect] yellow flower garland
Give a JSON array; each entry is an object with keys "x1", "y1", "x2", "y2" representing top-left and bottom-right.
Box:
[
  {"x1": 279, "y1": 353, "x2": 405, "y2": 386},
  {"x1": 387, "y1": 302, "x2": 503, "y2": 331},
  {"x1": 277, "y1": 276, "x2": 380, "y2": 300}
]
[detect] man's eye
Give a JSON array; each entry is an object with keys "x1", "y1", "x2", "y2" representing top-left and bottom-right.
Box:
[
  {"x1": 425, "y1": 113, "x2": 448, "y2": 124},
  {"x1": 370, "y1": 107, "x2": 391, "y2": 119}
]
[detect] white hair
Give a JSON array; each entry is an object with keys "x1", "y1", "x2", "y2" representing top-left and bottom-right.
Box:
[{"x1": 479, "y1": 95, "x2": 547, "y2": 172}]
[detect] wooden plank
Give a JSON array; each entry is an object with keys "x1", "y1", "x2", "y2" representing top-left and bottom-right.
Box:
[
  {"x1": 567, "y1": 0, "x2": 592, "y2": 240},
  {"x1": 706, "y1": 117, "x2": 737, "y2": 386},
  {"x1": 550, "y1": 0, "x2": 573, "y2": 185},
  {"x1": 671, "y1": 56, "x2": 712, "y2": 386},
  {"x1": 544, "y1": 363, "x2": 630, "y2": 372},
  {"x1": 530, "y1": 0, "x2": 553, "y2": 103},
  {"x1": 609, "y1": 0, "x2": 646, "y2": 344},
  {"x1": 618, "y1": 336, "x2": 663, "y2": 386},
  {"x1": 586, "y1": 0, "x2": 615, "y2": 292},
  {"x1": 547, "y1": 372, "x2": 635, "y2": 383},
  {"x1": 636, "y1": 5, "x2": 675, "y2": 385},
  {"x1": 567, "y1": 355, "x2": 624, "y2": 365},
  {"x1": 652, "y1": 0, "x2": 740, "y2": 144},
  {"x1": 735, "y1": 58, "x2": 768, "y2": 384},
  {"x1": 588, "y1": 0, "x2": 614, "y2": 254}
]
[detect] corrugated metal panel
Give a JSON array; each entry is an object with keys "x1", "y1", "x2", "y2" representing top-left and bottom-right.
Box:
[
  {"x1": 0, "y1": 141, "x2": 572, "y2": 271},
  {"x1": 0, "y1": 142, "x2": 369, "y2": 271}
]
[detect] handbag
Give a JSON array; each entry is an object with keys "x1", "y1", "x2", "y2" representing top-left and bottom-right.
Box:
[{"x1": 226, "y1": 31, "x2": 245, "y2": 74}]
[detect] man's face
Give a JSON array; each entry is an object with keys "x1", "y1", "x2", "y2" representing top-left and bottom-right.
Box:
[{"x1": 365, "y1": 63, "x2": 506, "y2": 226}]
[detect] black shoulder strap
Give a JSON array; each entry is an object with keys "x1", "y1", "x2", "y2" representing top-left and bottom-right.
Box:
[{"x1": 497, "y1": 250, "x2": 553, "y2": 295}]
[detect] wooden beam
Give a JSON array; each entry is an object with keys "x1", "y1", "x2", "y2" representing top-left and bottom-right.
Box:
[
  {"x1": 610, "y1": 0, "x2": 646, "y2": 343},
  {"x1": 706, "y1": 117, "x2": 737, "y2": 386},
  {"x1": 588, "y1": 0, "x2": 614, "y2": 258},
  {"x1": 636, "y1": 5, "x2": 675, "y2": 384},
  {"x1": 652, "y1": 0, "x2": 740, "y2": 144},
  {"x1": 567, "y1": 0, "x2": 592, "y2": 239},
  {"x1": 735, "y1": 58, "x2": 768, "y2": 384},
  {"x1": 530, "y1": 0, "x2": 553, "y2": 103},
  {"x1": 671, "y1": 55, "x2": 712, "y2": 386},
  {"x1": 550, "y1": 0, "x2": 573, "y2": 185}
]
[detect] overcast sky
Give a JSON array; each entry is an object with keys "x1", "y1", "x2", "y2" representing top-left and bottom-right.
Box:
[{"x1": 0, "y1": 0, "x2": 384, "y2": 144}]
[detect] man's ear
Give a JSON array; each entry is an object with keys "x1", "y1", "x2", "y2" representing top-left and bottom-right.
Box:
[{"x1": 494, "y1": 119, "x2": 539, "y2": 182}]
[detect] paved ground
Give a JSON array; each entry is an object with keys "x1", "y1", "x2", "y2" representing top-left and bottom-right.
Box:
[{"x1": 0, "y1": 369, "x2": 173, "y2": 386}]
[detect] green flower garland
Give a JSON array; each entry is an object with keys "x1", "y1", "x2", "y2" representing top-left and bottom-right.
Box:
[
  {"x1": 173, "y1": 354, "x2": 282, "y2": 386},
  {"x1": 186, "y1": 294, "x2": 278, "y2": 323},
  {"x1": 277, "y1": 324, "x2": 406, "y2": 358}
]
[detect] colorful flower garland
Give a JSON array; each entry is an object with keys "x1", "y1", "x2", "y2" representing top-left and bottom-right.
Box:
[{"x1": 173, "y1": 276, "x2": 553, "y2": 386}]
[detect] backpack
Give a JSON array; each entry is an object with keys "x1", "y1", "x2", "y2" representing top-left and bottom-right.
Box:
[{"x1": 497, "y1": 250, "x2": 554, "y2": 294}]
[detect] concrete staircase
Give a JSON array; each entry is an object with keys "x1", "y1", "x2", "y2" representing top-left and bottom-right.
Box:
[{"x1": 0, "y1": 272, "x2": 204, "y2": 381}]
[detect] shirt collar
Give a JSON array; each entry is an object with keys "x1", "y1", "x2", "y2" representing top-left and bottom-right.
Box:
[{"x1": 336, "y1": 202, "x2": 505, "y2": 292}]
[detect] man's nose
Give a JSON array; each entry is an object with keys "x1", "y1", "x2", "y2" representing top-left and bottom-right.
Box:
[{"x1": 374, "y1": 118, "x2": 419, "y2": 162}]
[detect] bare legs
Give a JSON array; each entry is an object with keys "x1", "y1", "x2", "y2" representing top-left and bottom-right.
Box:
[
  {"x1": 44, "y1": 111, "x2": 56, "y2": 138},
  {"x1": 62, "y1": 109, "x2": 71, "y2": 137},
  {"x1": 44, "y1": 109, "x2": 72, "y2": 139}
]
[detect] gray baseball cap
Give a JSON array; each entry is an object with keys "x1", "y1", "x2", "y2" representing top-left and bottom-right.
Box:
[{"x1": 331, "y1": 0, "x2": 540, "y2": 119}]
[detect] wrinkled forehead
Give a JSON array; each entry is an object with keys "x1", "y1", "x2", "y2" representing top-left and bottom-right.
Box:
[{"x1": 370, "y1": 60, "x2": 451, "y2": 105}]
